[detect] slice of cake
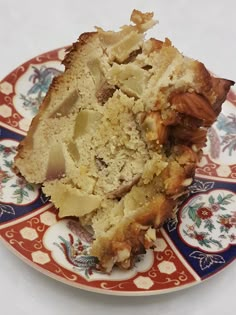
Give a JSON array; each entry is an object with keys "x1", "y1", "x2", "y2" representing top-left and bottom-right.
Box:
[{"x1": 14, "y1": 10, "x2": 234, "y2": 272}]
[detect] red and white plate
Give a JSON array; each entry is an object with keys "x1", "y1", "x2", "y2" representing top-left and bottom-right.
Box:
[{"x1": 0, "y1": 48, "x2": 235, "y2": 295}]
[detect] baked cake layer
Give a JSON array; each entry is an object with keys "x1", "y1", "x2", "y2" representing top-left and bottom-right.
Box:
[{"x1": 14, "y1": 10, "x2": 234, "y2": 272}]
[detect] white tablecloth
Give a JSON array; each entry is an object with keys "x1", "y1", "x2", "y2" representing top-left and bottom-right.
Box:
[{"x1": 0, "y1": 1, "x2": 235, "y2": 314}]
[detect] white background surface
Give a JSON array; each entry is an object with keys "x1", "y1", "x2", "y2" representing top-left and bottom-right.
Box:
[{"x1": 0, "y1": 0, "x2": 235, "y2": 314}]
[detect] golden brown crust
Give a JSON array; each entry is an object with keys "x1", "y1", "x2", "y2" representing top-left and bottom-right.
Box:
[
  {"x1": 14, "y1": 32, "x2": 99, "y2": 179},
  {"x1": 170, "y1": 92, "x2": 217, "y2": 123},
  {"x1": 63, "y1": 32, "x2": 97, "y2": 69},
  {"x1": 211, "y1": 77, "x2": 235, "y2": 115}
]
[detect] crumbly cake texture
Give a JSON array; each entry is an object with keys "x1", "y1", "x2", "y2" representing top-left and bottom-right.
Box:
[{"x1": 14, "y1": 10, "x2": 234, "y2": 272}]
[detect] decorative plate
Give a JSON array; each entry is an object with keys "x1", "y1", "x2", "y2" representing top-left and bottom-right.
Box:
[{"x1": 0, "y1": 48, "x2": 235, "y2": 296}]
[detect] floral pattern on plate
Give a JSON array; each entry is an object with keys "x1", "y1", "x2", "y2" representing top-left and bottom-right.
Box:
[
  {"x1": 189, "y1": 251, "x2": 225, "y2": 270},
  {"x1": 0, "y1": 207, "x2": 198, "y2": 293},
  {"x1": 0, "y1": 48, "x2": 65, "y2": 133},
  {"x1": 196, "y1": 101, "x2": 236, "y2": 181},
  {"x1": 179, "y1": 190, "x2": 236, "y2": 252},
  {"x1": 0, "y1": 139, "x2": 38, "y2": 205},
  {"x1": 44, "y1": 219, "x2": 155, "y2": 281},
  {"x1": 13, "y1": 62, "x2": 62, "y2": 119}
]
